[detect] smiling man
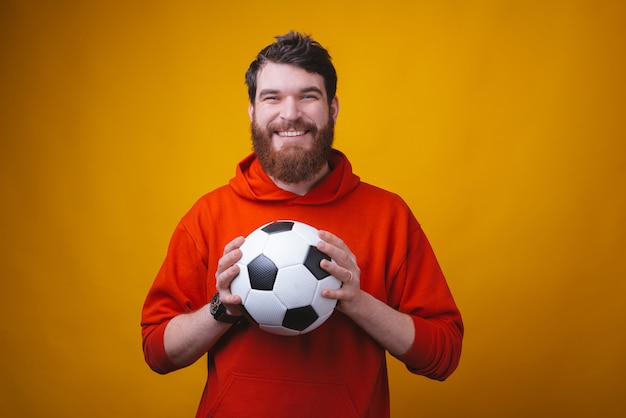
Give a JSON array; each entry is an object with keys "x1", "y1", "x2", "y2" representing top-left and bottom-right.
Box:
[
  {"x1": 249, "y1": 55, "x2": 338, "y2": 193},
  {"x1": 141, "y1": 32, "x2": 463, "y2": 418}
]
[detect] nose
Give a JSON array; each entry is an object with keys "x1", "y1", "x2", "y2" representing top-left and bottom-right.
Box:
[{"x1": 279, "y1": 97, "x2": 299, "y2": 121}]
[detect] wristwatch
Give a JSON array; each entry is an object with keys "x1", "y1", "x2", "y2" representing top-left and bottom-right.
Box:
[{"x1": 210, "y1": 293, "x2": 243, "y2": 324}]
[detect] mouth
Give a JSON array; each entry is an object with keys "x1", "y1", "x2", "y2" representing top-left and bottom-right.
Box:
[{"x1": 276, "y1": 130, "x2": 307, "y2": 137}]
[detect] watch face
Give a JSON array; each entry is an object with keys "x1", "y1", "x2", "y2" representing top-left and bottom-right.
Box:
[
  {"x1": 210, "y1": 294, "x2": 221, "y2": 315},
  {"x1": 209, "y1": 293, "x2": 242, "y2": 323}
]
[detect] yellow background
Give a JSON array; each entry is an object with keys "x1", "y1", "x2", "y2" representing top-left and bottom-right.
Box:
[{"x1": 1, "y1": 0, "x2": 625, "y2": 417}]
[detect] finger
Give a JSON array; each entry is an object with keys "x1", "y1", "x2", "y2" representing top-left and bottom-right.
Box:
[
  {"x1": 320, "y1": 258, "x2": 355, "y2": 284},
  {"x1": 216, "y1": 251, "x2": 240, "y2": 278},
  {"x1": 318, "y1": 230, "x2": 347, "y2": 251},
  {"x1": 317, "y1": 238, "x2": 338, "y2": 259},
  {"x1": 317, "y1": 239, "x2": 353, "y2": 270},
  {"x1": 216, "y1": 263, "x2": 241, "y2": 289},
  {"x1": 217, "y1": 237, "x2": 245, "y2": 272},
  {"x1": 223, "y1": 236, "x2": 245, "y2": 256},
  {"x1": 321, "y1": 287, "x2": 340, "y2": 300},
  {"x1": 221, "y1": 290, "x2": 242, "y2": 306},
  {"x1": 216, "y1": 237, "x2": 245, "y2": 289}
]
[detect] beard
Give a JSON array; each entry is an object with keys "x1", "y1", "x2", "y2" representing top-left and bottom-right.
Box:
[{"x1": 251, "y1": 113, "x2": 335, "y2": 185}]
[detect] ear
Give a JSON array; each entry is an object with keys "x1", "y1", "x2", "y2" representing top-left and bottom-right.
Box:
[
  {"x1": 248, "y1": 102, "x2": 254, "y2": 122},
  {"x1": 330, "y1": 96, "x2": 339, "y2": 124}
]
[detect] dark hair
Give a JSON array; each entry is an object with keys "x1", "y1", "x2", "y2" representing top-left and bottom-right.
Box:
[{"x1": 245, "y1": 31, "x2": 337, "y2": 105}]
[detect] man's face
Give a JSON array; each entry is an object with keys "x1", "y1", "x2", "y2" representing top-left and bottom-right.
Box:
[{"x1": 249, "y1": 62, "x2": 339, "y2": 184}]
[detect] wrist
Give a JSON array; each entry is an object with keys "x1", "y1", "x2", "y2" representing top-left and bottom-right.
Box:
[
  {"x1": 335, "y1": 289, "x2": 366, "y2": 316},
  {"x1": 209, "y1": 293, "x2": 243, "y2": 324}
]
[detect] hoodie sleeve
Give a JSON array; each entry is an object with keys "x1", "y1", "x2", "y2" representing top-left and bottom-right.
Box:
[
  {"x1": 141, "y1": 220, "x2": 209, "y2": 374},
  {"x1": 390, "y1": 221, "x2": 464, "y2": 381}
]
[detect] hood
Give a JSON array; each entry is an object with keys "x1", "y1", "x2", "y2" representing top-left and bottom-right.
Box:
[{"x1": 229, "y1": 149, "x2": 361, "y2": 205}]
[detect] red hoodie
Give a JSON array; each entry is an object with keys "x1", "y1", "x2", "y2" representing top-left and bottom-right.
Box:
[{"x1": 141, "y1": 150, "x2": 463, "y2": 418}]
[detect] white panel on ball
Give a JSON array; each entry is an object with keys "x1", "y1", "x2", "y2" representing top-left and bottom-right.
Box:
[
  {"x1": 260, "y1": 324, "x2": 301, "y2": 337},
  {"x1": 313, "y1": 276, "x2": 342, "y2": 314},
  {"x1": 263, "y1": 232, "x2": 309, "y2": 268},
  {"x1": 244, "y1": 290, "x2": 286, "y2": 326},
  {"x1": 273, "y1": 264, "x2": 318, "y2": 308},
  {"x1": 291, "y1": 221, "x2": 320, "y2": 246},
  {"x1": 238, "y1": 230, "x2": 269, "y2": 265},
  {"x1": 230, "y1": 266, "x2": 251, "y2": 303}
]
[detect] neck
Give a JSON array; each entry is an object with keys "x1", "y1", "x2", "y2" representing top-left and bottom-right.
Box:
[{"x1": 270, "y1": 163, "x2": 331, "y2": 196}]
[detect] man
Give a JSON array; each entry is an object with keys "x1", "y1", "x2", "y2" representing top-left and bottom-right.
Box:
[{"x1": 142, "y1": 32, "x2": 463, "y2": 418}]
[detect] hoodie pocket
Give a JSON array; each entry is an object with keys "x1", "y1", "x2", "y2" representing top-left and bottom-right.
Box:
[{"x1": 206, "y1": 372, "x2": 360, "y2": 418}]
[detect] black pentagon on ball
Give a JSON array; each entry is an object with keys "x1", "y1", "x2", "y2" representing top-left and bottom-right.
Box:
[
  {"x1": 262, "y1": 221, "x2": 294, "y2": 234},
  {"x1": 247, "y1": 254, "x2": 278, "y2": 290},
  {"x1": 304, "y1": 246, "x2": 332, "y2": 280},
  {"x1": 282, "y1": 305, "x2": 319, "y2": 331}
]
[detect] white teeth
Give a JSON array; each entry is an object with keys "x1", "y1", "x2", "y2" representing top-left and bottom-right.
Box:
[{"x1": 277, "y1": 131, "x2": 306, "y2": 137}]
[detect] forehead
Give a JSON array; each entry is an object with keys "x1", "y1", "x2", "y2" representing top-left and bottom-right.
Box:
[{"x1": 256, "y1": 62, "x2": 327, "y2": 98}]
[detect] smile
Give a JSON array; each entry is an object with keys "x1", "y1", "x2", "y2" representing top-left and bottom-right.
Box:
[{"x1": 277, "y1": 131, "x2": 307, "y2": 137}]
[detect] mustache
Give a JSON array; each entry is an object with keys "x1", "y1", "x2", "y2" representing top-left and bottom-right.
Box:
[{"x1": 267, "y1": 119, "x2": 317, "y2": 133}]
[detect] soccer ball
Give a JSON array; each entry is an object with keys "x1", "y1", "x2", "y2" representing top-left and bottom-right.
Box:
[{"x1": 231, "y1": 220, "x2": 342, "y2": 336}]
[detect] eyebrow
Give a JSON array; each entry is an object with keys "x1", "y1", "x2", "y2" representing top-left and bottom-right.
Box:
[
  {"x1": 258, "y1": 89, "x2": 280, "y2": 97},
  {"x1": 258, "y1": 86, "x2": 324, "y2": 98},
  {"x1": 300, "y1": 86, "x2": 324, "y2": 95}
]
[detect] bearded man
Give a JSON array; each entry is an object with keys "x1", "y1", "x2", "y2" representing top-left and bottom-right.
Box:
[{"x1": 141, "y1": 32, "x2": 463, "y2": 418}]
